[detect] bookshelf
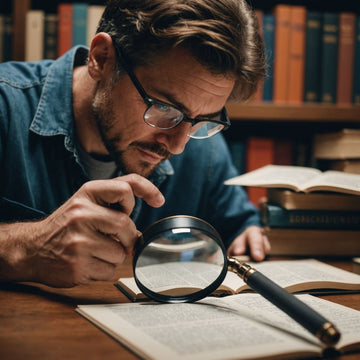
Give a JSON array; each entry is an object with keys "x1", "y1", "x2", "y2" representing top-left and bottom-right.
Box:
[
  {"x1": 5, "y1": 0, "x2": 360, "y2": 157},
  {"x1": 227, "y1": 102, "x2": 360, "y2": 122}
]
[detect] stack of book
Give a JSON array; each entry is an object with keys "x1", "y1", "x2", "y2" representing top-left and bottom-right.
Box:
[
  {"x1": 225, "y1": 164, "x2": 360, "y2": 257},
  {"x1": 314, "y1": 129, "x2": 360, "y2": 175}
]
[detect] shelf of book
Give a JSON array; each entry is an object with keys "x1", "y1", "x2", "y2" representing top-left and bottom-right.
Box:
[{"x1": 226, "y1": 102, "x2": 360, "y2": 122}]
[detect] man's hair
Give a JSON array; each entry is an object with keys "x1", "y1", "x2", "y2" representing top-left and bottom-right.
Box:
[{"x1": 97, "y1": 0, "x2": 266, "y2": 101}]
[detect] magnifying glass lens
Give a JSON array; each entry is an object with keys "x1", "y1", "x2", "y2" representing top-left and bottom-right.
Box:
[{"x1": 134, "y1": 219, "x2": 227, "y2": 302}]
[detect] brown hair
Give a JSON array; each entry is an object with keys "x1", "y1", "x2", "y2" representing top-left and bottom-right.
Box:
[{"x1": 97, "y1": 0, "x2": 266, "y2": 101}]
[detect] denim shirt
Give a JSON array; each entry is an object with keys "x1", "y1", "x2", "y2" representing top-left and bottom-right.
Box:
[{"x1": 0, "y1": 46, "x2": 261, "y2": 247}]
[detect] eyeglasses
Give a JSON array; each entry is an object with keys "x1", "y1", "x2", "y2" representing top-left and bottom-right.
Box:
[{"x1": 113, "y1": 44, "x2": 231, "y2": 139}]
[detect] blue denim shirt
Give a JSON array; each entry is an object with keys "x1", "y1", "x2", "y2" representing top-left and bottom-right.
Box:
[{"x1": 0, "y1": 46, "x2": 261, "y2": 247}]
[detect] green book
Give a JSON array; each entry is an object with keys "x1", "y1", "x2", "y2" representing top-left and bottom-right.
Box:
[
  {"x1": 304, "y1": 11, "x2": 323, "y2": 102},
  {"x1": 261, "y1": 202, "x2": 360, "y2": 230},
  {"x1": 320, "y1": 12, "x2": 339, "y2": 104}
]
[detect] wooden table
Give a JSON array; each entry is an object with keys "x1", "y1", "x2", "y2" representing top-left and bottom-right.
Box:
[{"x1": 1, "y1": 258, "x2": 359, "y2": 360}]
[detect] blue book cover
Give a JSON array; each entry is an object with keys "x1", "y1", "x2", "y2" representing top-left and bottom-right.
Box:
[
  {"x1": 353, "y1": 15, "x2": 360, "y2": 105},
  {"x1": 262, "y1": 13, "x2": 275, "y2": 102},
  {"x1": 72, "y1": 3, "x2": 88, "y2": 46},
  {"x1": 304, "y1": 11, "x2": 323, "y2": 102},
  {"x1": 320, "y1": 12, "x2": 339, "y2": 104},
  {"x1": 261, "y1": 202, "x2": 360, "y2": 230}
]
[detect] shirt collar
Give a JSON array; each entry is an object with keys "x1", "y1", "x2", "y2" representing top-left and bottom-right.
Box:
[{"x1": 30, "y1": 46, "x2": 88, "y2": 138}]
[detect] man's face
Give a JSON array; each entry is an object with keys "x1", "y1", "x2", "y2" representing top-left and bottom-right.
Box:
[{"x1": 91, "y1": 47, "x2": 235, "y2": 178}]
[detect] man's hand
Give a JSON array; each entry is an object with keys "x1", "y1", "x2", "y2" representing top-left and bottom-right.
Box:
[
  {"x1": 227, "y1": 226, "x2": 270, "y2": 261},
  {"x1": 0, "y1": 174, "x2": 165, "y2": 288}
]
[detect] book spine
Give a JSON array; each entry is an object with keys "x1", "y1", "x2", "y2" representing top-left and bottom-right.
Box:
[
  {"x1": 262, "y1": 13, "x2": 275, "y2": 102},
  {"x1": 266, "y1": 228, "x2": 360, "y2": 256},
  {"x1": 43, "y1": 14, "x2": 58, "y2": 60},
  {"x1": 251, "y1": 10, "x2": 264, "y2": 103},
  {"x1": 72, "y1": 3, "x2": 88, "y2": 47},
  {"x1": 320, "y1": 12, "x2": 339, "y2": 104},
  {"x1": 245, "y1": 137, "x2": 274, "y2": 207},
  {"x1": 86, "y1": 5, "x2": 105, "y2": 47},
  {"x1": 336, "y1": 12, "x2": 356, "y2": 105},
  {"x1": 25, "y1": 10, "x2": 44, "y2": 62},
  {"x1": 304, "y1": 11, "x2": 323, "y2": 102},
  {"x1": 2, "y1": 15, "x2": 12, "y2": 62},
  {"x1": 353, "y1": 15, "x2": 360, "y2": 105},
  {"x1": 288, "y1": 6, "x2": 306, "y2": 104},
  {"x1": 273, "y1": 4, "x2": 291, "y2": 104},
  {"x1": 57, "y1": 3, "x2": 73, "y2": 57},
  {"x1": 273, "y1": 139, "x2": 293, "y2": 165},
  {"x1": 262, "y1": 203, "x2": 360, "y2": 229}
]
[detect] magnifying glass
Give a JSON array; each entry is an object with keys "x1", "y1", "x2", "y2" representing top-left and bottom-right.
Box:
[{"x1": 134, "y1": 215, "x2": 341, "y2": 346}]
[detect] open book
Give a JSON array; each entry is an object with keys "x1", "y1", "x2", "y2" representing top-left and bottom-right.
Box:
[
  {"x1": 224, "y1": 164, "x2": 360, "y2": 195},
  {"x1": 76, "y1": 293, "x2": 360, "y2": 360},
  {"x1": 115, "y1": 258, "x2": 360, "y2": 302}
]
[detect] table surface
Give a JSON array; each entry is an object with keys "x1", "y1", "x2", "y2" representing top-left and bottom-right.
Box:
[{"x1": 1, "y1": 257, "x2": 360, "y2": 360}]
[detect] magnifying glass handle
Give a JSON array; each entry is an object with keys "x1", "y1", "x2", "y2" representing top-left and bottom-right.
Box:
[{"x1": 227, "y1": 258, "x2": 341, "y2": 346}]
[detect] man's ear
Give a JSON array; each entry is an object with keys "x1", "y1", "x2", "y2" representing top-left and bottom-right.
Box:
[{"x1": 88, "y1": 32, "x2": 117, "y2": 81}]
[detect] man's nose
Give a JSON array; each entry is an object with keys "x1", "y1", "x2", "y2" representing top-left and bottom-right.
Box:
[{"x1": 154, "y1": 122, "x2": 191, "y2": 155}]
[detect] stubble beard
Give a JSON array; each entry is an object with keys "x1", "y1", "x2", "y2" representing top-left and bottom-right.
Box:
[{"x1": 91, "y1": 84, "x2": 172, "y2": 179}]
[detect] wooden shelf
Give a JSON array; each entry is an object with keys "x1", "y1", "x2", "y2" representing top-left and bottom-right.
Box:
[{"x1": 226, "y1": 102, "x2": 360, "y2": 122}]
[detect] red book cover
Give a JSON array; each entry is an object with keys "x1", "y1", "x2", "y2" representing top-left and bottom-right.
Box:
[
  {"x1": 336, "y1": 12, "x2": 356, "y2": 105},
  {"x1": 245, "y1": 137, "x2": 274, "y2": 207},
  {"x1": 58, "y1": 3, "x2": 73, "y2": 57},
  {"x1": 288, "y1": 6, "x2": 306, "y2": 104},
  {"x1": 273, "y1": 4, "x2": 291, "y2": 104}
]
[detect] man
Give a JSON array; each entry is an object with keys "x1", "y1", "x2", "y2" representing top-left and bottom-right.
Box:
[{"x1": 0, "y1": 0, "x2": 270, "y2": 288}]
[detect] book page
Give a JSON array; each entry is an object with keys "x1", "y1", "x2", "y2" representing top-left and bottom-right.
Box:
[
  {"x1": 203, "y1": 293, "x2": 360, "y2": 351},
  {"x1": 134, "y1": 261, "x2": 223, "y2": 294},
  {"x1": 249, "y1": 259, "x2": 360, "y2": 292},
  {"x1": 302, "y1": 171, "x2": 360, "y2": 195},
  {"x1": 117, "y1": 259, "x2": 360, "y2": 298},
  {"x1": 77, "y1": 294, "x2": 327, "y2": 360},
  {"x1": 224, "y1": 165, "x2": 321, "y2": 191}
]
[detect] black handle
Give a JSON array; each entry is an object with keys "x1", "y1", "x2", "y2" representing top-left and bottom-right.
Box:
[{"x1": 227, "y1": 258, "x2": 341, "y2": 346}]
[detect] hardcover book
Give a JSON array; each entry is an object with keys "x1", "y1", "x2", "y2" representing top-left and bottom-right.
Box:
[
  {"x1": 262, "y1": 13, "x2": 275, "y2": 102},
  {"x1": 76, "y1": 293, "x2": 360, "y2": 360},
  {"x1": 265, "y1": 227, "x2": 360, "y2": 256},
  {"x1": 288, "y1": 6, "x2": 306, "y2": 104},
  {"x1": 353, "y1": 15, "x2": 360, "y2": 104},
  {"x1": 57, "y1": 3, "x2": 73, "y2": 57},
  {"x1": 326, "y1": 159, "x2": 360, "y2": 174},
  {"x1": 245, "y1": 138, "x2": 274, "y2": 206},
  {"x1": 43, "y1": 14, "x2": 58, "y2": 60},
  {"x1": 260, "y1": 200, "x2": 360, "y2": 229},
  {"x1": 336, "y1": 12, "x2": 356, "y2": 105},
  {"x1": 267, "y1": 188, "x2": 360, "y2": 210},
  {"x1": 25, "y1": 10, "x2": 44, "y2": 61},
  {"x1": 313, "y1": 129, "x2": 360, "y2": 159},
  {"x1": 72, "y1": 2, "x2": 88, "y2": 47},
  {"x1": 320, "y1": 12, "x2": 339, "y2": 104},
  {"x1": 224, "y1": 164, "x2": 360, "y2": 196},
  {"x1": 87, "y1": 5, "x2": 105, "y2": 47},
  {"x1": 115, "y1": 259, "x2": 360, "y2": 301},
  {"x1": 304, "y1": 11, "x2": 323, "y2": 102},
  {"x1": 273, "y1": 4, "x2": 291, "y2": 103}
]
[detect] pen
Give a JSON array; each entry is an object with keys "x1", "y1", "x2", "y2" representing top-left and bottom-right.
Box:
[{"x1": 227, "y1": 257, "x2": 341, "y2": 346}]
